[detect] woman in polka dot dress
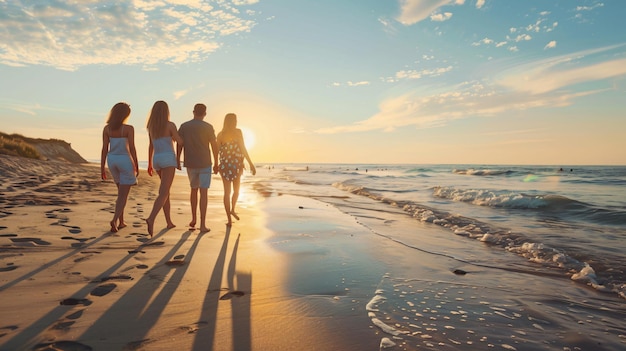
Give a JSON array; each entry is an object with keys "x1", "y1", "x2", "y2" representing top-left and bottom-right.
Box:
[{"x1": 216, "y1": 113, "x2": 256, "y2": 226}]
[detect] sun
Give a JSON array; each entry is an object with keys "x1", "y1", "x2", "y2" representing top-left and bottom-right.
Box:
[{"x1": 241, "y1": 127, "x2": 256, "y2": 150}]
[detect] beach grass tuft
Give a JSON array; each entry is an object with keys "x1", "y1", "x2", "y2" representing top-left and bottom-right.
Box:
[{"x1": 0, "y1": 132, "x2": 41, "y2": 159}]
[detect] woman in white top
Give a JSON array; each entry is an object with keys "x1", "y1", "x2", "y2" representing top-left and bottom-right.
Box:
[
  {"x1": 100, "y1": 102, "x2": 139, "y2": 233},
  {"x1": 145, "y1": 100, "x2": 183, "y2": 237}
]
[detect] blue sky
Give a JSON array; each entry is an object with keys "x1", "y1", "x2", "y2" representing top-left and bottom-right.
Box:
[{"x1": 1, "y1": 0, "x2": 625, "y2": 165}]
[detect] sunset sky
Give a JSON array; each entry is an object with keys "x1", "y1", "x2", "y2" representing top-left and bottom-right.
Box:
[{"x1": 1, "y1": 0, "x2": 625, "y2": 165}]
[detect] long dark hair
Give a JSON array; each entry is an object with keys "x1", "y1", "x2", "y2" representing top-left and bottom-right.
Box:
[{"x1": 106, "y1": 102, "x2": 131, "y2": 130}]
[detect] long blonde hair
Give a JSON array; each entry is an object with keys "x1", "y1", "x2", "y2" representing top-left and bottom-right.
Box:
[
  {"x1": 146, "y1": 100, "x2": 169, "y2": 138},
  {"x1": 107, "y1": 102, "x2": 130, "y2": 130}
]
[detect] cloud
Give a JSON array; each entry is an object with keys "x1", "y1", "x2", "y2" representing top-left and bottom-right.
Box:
[
  {"x1": 173, "y1": 89, "x2": 190, "y2": 100},
  {"x1": 317, "y1": 45, "x2": 626, "y2": 135},
  {"x1": 430, "y1": 12, "x2": 453, "y2": 22},
  {"x1": 396, "y1": 0, "x2": 463, "y2": 25},
  {"x1": 0, "y1": 1, "x2": 257, "y2": 70},
  {"x1": 385, "y1": 66, "x2": 454, "y2": 82},
  {"x1": 496, "y1": 45, "x2": 626, "y2": 94},
  {"x1": 476, "y1": 0, "x2": 485, "y2": 9},
  {"x1": 544, "y1": 41, "x2": 557, "y2": 50},
  {"x1": 333, "y1": 81, "x2": 371, "y2": 87},
  {"x1": 315, "y1": 81, "x2": 597, "y2": 134}
]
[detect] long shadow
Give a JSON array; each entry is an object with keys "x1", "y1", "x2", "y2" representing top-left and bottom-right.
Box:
[
  {"x1": 0, "y1": 229, "x2": 175, "y2": 350},
  {"x1": 191, "y1": 226, "x2": 232, "y2": 351},
  {"x1": 228, "y1": 234, "x2": 252, "y2": 351},
  {"x1": 76, "y1": 230, "x2": 201, "y2": 346}
]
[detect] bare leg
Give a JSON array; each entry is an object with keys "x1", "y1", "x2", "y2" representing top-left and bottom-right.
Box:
[
  {"x1": 231, "y1": 176, "x2": 241, "y2": 220},
  {"x1": 189, "y1": 187, "x2": 198, "y2": 229},
  {"x1": 146, "y1": 167, "x2": 176, "y2": 237},
  {"x1": 111, "y1": 184, "x2": 131, "y2": 232},
  {"x1": 199, "y1": 187, "x2": 209, "y2": 232},
  {"x1": 164, "y1": 195, "x2": 176, "y2": 228},
  {"x1": 222, "y1": 177, "x2": 232, "y2": 226}
]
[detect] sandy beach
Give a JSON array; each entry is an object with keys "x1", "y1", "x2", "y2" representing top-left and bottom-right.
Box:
[
  {"x1": 0, "y1": 155, "x2": 348, "y2": 351},
  {"x1": 1, "y1": 155, "x2": 625, "y2": 351}
]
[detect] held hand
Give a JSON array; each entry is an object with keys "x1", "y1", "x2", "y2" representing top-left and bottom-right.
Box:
[
  {"x1": 176, "y1": 160, "x2": 181, "y2": 170},
  {"x1": 213, "y1": 164, "x2": 219, "y2": 174},
  {"x1": 147, "y1": 166, "x2": 154, "y2": 176}
]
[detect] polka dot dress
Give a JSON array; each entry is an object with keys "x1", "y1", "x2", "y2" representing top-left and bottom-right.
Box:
[{"x1": 218, "y1": 141, "x2": 243, "y2": 181}]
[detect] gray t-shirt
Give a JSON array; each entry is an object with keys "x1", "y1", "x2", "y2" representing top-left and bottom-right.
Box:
[{"x1": 178, "y1": 119, "x2": 216, "y2": 169}]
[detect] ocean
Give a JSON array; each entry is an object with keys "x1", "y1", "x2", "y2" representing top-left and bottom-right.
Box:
[{"x1": 247, "y1": 163, "x2": 626, "y2": 350}]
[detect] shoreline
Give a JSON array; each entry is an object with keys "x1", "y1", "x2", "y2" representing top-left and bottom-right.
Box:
[
  {"x1": 1, "y1": 155, "x2": 625, "y2": 350},
  {"x1": 0, "y1": 155, "x2": 368, "y2": 350}
]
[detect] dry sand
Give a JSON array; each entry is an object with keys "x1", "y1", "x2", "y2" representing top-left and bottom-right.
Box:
[{"x1": 0, "y1": 155, "x2": 357, "y2": 350}]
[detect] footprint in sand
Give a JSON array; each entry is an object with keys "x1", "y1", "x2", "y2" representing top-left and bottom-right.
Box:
[
  {"x1": 96, "y1": 275, "x2": 133, "y2": 282},
  {"x1": 0, "y1": 225, "x2": 7, "y2": 230},
  {"x1": 0, "y1": 325, "x2": 19, "y2": 338},
  {"x1": 0, "y1": 264, "x2": 18, "y2": 272},
  {"x1": 68, "y1": 227, "x2": 82, "y2": 234},
  {"x1": 132, "y1": 221, "x2": 143, "y2": 228},
  {"x1": 122, "y1": 264, "x2": 149, "y2": 272},
  {"x1": 64, "y1": 309, "x2": 85, "y2": 320},
  {"x1": 174, "y1": 254, "x2": 185, "y2": 260},
  {"x1": 128, "y1": 250, "x2": 146, "y2": 254},
  {"x1": 10, "y1": 237, "x2": 51, "y2": 246},
  {"x1": 90, "y1": 283, "x2": 116, "y2": 297},
  {"x1": 219, "y1": 291, "x2": 246, "y2": 300},
  {"x1": 0, "y1": 233, "x2": 18, "y2": 237},
  {"x1": 33, "y1": 341, "x2": 92, "y2": 351},
  {"x1": 59, "y1": 298, "x2": 92, "y2": 306}
]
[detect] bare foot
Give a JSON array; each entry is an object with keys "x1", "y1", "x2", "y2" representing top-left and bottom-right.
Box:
[
  {"x1": 110, "y1": 221, "x2": 118, "y2": 233},
  {"x1": 166, "y1": 223, "x2": 176, "y2": 229},
  {"x1": 199, "y1": 227, "x2": 211, "y2": 233},
  {"x1": 145, "y1": 218, "x2": 154, "y2": 237},
  {"x1": 118, "y1": 222, "x2": 127, "y2": 229},
  {"x1": 188, "y1": 220, "x2": 196, "y2": 230},
  {"x1": 231, "y1": 211, "x2": 240, "y2": 221}
]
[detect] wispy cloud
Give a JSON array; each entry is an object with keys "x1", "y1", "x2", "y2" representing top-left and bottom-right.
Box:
[
  {"x1": 396, "y1": 0, "x2": 464, "y2": 25},
  {"x1": 544, "y1": 41, "x2": 557, "y2": 50},
  {"x1": 496, "y1": 44, "x2": 626, "y2": 94},
  {"x1": 317, "y1": 45, "x2": 626, "y2": 134},
  {"x1": 384, "y1": 66, "x2": 454, "y2": 83},
  {"x1": 332, "y1": 81, "x2": 371, "y2": 87},
  {"x1": 0, "y1": 1, "x2": 258, "y2": 70},
  {"x1": 476, "y1": 0, "x2": 485, "y2": 9}
]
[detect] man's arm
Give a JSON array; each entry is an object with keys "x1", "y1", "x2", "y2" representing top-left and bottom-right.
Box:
[{"x1": 210, "y1": 139, "x2": 219, "y2": 174}]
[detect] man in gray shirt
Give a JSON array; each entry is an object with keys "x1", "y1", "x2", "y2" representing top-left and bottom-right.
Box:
[{"x1": 177, "y1": 104, "x2": 218, "y2": 232}]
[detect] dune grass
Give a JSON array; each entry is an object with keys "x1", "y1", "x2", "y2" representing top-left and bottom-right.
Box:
[{"x1": 0, "y1": 132, "x2": 41, "y2": 159}]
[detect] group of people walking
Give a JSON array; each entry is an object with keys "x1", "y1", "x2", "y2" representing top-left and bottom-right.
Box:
[{"x1": 100, "y1": 101, "x2": 255, "y2": 237}]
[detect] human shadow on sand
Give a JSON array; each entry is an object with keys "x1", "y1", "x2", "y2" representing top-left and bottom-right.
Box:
[
  {"x1": 0, "y1": 229, "x2": 174, "y2": 350},
  {"x1": 191, "y1": 227, "x2": 252, "y2": 351},
  {"x1": 74, "y1": 230, "x2": 200, "y2": 348}
]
